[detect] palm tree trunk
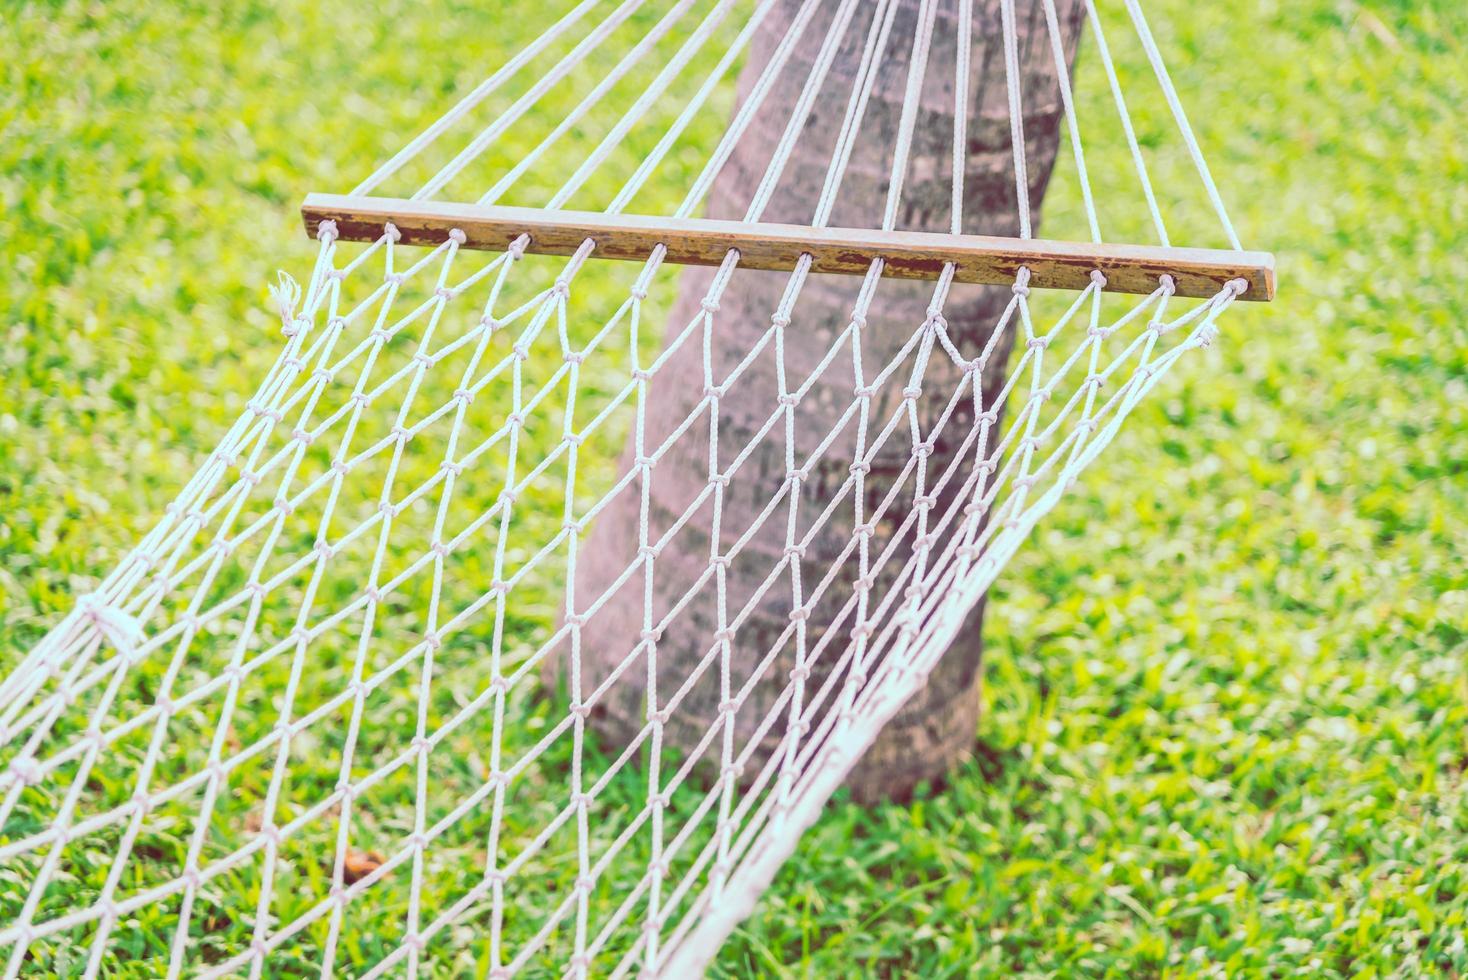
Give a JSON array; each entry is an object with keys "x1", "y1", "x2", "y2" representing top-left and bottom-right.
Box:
[{"x1": 557, "y1": 0, "x2": 1085, "y2": 802}]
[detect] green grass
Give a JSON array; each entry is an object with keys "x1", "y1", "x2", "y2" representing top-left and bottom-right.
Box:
[{"x1": 3, "y1": 0, "x2": 1466, "y2": 976}]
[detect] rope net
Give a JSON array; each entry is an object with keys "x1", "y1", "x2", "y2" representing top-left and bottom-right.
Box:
[{"x1": 1, "y1": 0, "x2": 1252, "y2": 975}]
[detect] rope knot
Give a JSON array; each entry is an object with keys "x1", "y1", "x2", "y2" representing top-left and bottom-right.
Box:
[
  {"x1": 78, "y1": 593, "x2": 144, "y2": 662},
  {"x1": 8, "y1": 756, "x2": 41, "y2": 786}
]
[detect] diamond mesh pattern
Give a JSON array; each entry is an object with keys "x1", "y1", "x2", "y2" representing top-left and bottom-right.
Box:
[{"x1": 0, "y1": 219, "x2": 1241, "y2": 975}]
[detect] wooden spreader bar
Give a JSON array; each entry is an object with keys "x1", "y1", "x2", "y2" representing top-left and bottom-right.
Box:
[{"x1": 301, "y1": 194, "x2": 1275, "y2": 301}]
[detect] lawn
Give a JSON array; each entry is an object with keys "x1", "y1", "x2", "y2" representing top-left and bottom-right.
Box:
[{"x1": 2, "y1": 0, "x2": 1466, "y2": 976}]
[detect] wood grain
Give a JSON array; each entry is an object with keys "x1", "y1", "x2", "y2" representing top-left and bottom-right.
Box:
[{"x1": 301, "y1": 193, "x2": 1275, "y2": 301}]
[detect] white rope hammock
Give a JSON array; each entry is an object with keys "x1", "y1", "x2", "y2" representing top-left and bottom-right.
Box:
[{"x1": 1, "y1": 1, "x2": 1270, "y2": 976}]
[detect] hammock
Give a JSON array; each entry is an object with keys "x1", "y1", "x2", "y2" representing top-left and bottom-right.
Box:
[{"x1": 0, "y1": 1, "x2": 1271, "y2": 975}]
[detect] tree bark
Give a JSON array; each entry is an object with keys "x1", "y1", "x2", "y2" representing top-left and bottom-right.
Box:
[{"x1": 554, "y1": 0, "x2": 1084, "y2": 802}]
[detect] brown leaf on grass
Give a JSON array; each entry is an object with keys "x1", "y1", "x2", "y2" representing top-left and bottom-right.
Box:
[{"x1": 342, "y1": 848, "x2": 387, "y2": 884}]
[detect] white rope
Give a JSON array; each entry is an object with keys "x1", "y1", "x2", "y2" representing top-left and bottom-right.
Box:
[
  {"x1": 1122, "y1": 0, "x2": 1243, "y2": 249},
  {"x1": 745, "y1": 0, "x2": 866, "y2": 222},
  {"x1": 952, "y1": 0, "x2": 973, "y2": 235},
  {"x1": 476, "y1": 0, "x2": 709, "y2": 207},
  {"x1": 1084, "y1": 0, "x2": 1170, "y2": 245},
  {"x1": 1042, "y1": 0, "x2": 1102, "y2": 242},
  {"x1": 673, "y1": 0, "x2": 830, "y2": 218},
  {"x1": 550, "y1": 0, "x2": 774, "y2": 211},
  {"x1": 605, "y1": 0, "x2": 780, "y2": 214},
  {"x1": 881, "y1": 0, "x2": 939, "y2": 231},
  {"x1": 1000, "y1": 0, "x2": 1033, "y2": 238},
  {"x1": 811, "y1": 0, "x2": 900, "y2": 229},
  {"x1": 414, "y1": 0, "x2": 653, "y2": 200},
  {"x1": 351, "y1": 0, "x2": 603, "y2": 196}
]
